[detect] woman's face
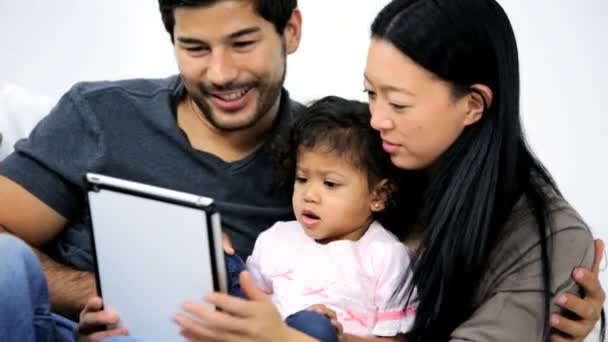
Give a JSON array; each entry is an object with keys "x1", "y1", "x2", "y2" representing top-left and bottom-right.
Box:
[{"x1": 364, "y1": 38, "x2": 477, "y2": 170}]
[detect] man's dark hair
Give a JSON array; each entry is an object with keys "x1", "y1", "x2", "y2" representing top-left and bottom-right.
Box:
[{"x1": 158, "y1": 0, "x2": 298, "y2": 42}]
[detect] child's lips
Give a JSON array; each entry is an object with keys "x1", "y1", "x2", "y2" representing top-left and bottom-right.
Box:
[{"x1": 301, "y1": 210, "x2": 321, "y2": 227}]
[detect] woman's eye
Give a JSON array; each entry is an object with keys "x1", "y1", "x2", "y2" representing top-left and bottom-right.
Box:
[
  {"x1": 390, "y1": 103, "x2": 409, "y2": 110},
  {"x1": 363, "y1": 89, "x2": 377, "y2": 98},
  {"x1": 295, "y1": 176, "x2": 307, "y2": 183}
]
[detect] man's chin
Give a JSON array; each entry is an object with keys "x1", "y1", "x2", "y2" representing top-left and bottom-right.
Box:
[{"x1": 206, "y1": 114, "x2": 261, "y2": 132}]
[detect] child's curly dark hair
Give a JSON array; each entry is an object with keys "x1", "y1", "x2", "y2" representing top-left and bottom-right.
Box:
[{"x1": 271, "y1": 95, "x2": 403, "y2": 225}]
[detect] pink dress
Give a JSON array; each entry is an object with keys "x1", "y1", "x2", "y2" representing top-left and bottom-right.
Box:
[{"x1": 246, "y1": 220, "x2": 416, "y2": 337}]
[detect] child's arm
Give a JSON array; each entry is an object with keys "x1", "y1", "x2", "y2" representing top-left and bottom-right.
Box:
[{"x1": 370, "y1": 241, "x2": 416, "y2": 338}]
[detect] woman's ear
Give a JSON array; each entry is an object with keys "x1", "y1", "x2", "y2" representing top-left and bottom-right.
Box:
[
  {"x1": 464, "y1": 84, "x2": 493, "y2": 127},
  {"x1": 284, "y1": 8, "x2": 302, "y2": 55},
  {"x1": 370, "y1": 179, "x2": 393, "y2": 212}
]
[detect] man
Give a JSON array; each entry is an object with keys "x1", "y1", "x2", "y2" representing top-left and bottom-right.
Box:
[
  {"x1": 0, "y1": 0, "x2": 301, "y2": 339},
  {"x1": 0, "y1": 1, "x2": 603, "y2": 341}
]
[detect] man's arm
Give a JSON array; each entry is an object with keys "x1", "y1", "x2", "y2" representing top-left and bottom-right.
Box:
[{"x1": 0, "y1": 175, "x2": 95, "y2": 319}]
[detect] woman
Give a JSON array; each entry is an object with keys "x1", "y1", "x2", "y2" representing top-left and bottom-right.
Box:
[{"x1": 166, "y1": 0, "x2": 606, "y2": 341}]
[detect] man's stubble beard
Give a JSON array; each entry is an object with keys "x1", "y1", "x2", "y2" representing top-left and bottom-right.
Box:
[{"x1": 189, "y1": 51, "x2": 287, "y2": 133}]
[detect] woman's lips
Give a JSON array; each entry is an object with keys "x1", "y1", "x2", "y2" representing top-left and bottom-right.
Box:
[{"x1": 382, "y1": 140, "x2": 400, "y2": 154}]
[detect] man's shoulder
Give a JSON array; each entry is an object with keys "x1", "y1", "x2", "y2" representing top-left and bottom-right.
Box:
[{"x1": 67, "y1": 75, "x2": 181, "y2": 101}]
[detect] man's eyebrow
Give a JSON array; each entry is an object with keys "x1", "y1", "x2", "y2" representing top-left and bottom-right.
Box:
[
  {"x1": 175, "y1": 27, "x2": 260, "y2": 45},
  {"x1": 229, "y1": 27, "x2": 261, "y2": 39},
  {"x1": 176, "y1": 37, "x2": 206, "y2": 45}
]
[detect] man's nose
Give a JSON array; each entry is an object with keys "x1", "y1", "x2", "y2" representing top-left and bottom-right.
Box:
[{"x1": 206, "y1": 49, "x2": 239, "y2": 87}]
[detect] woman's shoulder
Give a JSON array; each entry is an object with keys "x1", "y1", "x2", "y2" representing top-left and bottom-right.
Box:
[
  {"x1": 504, "y1": 192, "x2": 593, "y2": 250},
  {"x1": 486, "y1": 192, "x2": 594, "y2": 293}
]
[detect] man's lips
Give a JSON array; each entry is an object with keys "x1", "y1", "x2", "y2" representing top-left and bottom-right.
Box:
[{"x1": 206, "y1": 87, "x2": 254, "y2": 111}]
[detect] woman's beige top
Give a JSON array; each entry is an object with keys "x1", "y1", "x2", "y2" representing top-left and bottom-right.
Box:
[{"x1": 449, "y1": 193, "x2": 594, "y2": 341}]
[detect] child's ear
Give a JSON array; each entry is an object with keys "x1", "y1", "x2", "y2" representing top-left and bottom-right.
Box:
[{"x1": 370, "y1": 179, "x2": 393, "y2": 212}]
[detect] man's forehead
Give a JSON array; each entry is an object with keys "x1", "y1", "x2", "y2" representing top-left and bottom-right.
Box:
[{"x1": 173, "y1": 1, "x2": 267, "y2": 39}]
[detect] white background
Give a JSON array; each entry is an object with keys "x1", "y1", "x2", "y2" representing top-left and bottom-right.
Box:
[{"x1": 1, "y1": 1, "x2": 606, "y2": 339}]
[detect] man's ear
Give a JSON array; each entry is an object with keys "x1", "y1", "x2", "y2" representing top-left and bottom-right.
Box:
[
  {"x1": 463, "y1": 84, "x2": 493, "y2": 127},
  {"x1": 370, "y1": 179, "x2": 393, "y2": 212},
  {"x1": 283, "y1": 8, "x2": 302, "y2": 54}
]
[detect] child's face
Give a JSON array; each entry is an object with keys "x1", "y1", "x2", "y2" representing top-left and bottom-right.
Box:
[{"x1": 292, "y1": 149, "x2": 382, "y2": 243}]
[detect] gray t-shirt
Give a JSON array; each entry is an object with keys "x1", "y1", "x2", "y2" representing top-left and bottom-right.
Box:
[
  {"x1": 450, "y1": 192, "x2": 594, "y2": 341},
  {"x1": 0, "y1": 76, "x2": 302, "y2": 270}
]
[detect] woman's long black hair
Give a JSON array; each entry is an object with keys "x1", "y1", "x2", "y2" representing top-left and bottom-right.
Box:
[{"x1": 371, "y1": 0, "x2": 604, "y2": 340}]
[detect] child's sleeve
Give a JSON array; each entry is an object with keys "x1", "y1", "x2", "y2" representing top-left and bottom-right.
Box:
[
  {"x1": 245, "y1": 227, "x2": 275, "y2": 294},
  {"x1": 371, "y1": 242, "x2": 417, "y2": 337}
]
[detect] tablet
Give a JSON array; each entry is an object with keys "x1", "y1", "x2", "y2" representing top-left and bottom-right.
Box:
[{"x1": 85, "y1": 173, "x2": 227, "y2": 341}]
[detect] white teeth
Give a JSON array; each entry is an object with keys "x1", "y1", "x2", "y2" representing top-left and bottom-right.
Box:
[{"x1": 216, "y1": 89, "x2": 248, "y2": 101}]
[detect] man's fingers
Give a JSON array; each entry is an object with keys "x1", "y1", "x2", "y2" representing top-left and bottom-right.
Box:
[
  {"x1": 550, "y1": 313, "x2": 592, "y2": 339},
  {"x1": 80, "y1": 297, "x2": 103, "y2": 321},
  {"x1": 78, "y1": 310, "x2": 120, "y2": 334},
  {"x1": 206, "y1": 291, "x2": 254, "y2": 317},
  {"x1": 175, "y1": 313, "x2": 244, "y2": 342},
  {"x1": 86, "y1": 327, "x2": 129, "y2": 342},
  {"x1": 239, "y1": 271, "x2": 271, "y2": 303},
  {"x1": 182, "y1": 302, "x2": 243, "y2": 333},
  {"x1": 84, "y1": 297, "x2": 103, "y2": 311},
  {"x1": 222, "y1": 232, "x2": 234, "y2": 255}
]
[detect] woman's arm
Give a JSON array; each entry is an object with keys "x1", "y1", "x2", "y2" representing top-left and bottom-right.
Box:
[{"x1": 449, "y1": 220, "x2": 597, "y2": 342}]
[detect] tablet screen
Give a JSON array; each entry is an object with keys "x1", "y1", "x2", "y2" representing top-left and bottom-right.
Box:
[{"x1": 87, "y1": 174, "x2": 225, "y2": 341}]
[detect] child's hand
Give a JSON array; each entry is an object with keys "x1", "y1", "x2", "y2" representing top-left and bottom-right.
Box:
[{"x1": 307, "y1": 304, "x2": 344, "y2": 337}]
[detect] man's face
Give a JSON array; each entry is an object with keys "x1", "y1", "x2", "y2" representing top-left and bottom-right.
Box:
[{"x1": 173, "y1": 1, "x2": 300, "y2": 131}]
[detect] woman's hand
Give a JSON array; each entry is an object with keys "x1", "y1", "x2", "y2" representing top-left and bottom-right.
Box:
[
  {"x1": 550, "y1": 239, "x2": 605, "y2": 341},
  {"x1": 174, "y1": 271, "x2": 311, "y2": 342},
  {"x1": 74, "y1": 296, "x2": 128, "y2": 342}
]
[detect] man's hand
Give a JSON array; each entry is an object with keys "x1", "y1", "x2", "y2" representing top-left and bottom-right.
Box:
[
  {"x1": 74, "y1": 297, "x2": 128, "y2": 342},
  {"x1": 550, "y1": 239, "x2": 606, "y2": 341},
  {"x1": 222, "y1": 232, "x2": 235, "y2": 255},
  {"x1": 174, "y1": 271, "x2": 315, "y2": 341}
]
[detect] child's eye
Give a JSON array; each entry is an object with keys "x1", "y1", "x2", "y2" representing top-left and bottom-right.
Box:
[
  {"x1": 295, "y1": 176, "x2": 307, "y2": 183},
  {"x1": 324, "y1": 180, "x2": 339, "y2": 188}
]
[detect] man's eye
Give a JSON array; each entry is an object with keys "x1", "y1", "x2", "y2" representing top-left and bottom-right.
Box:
[
  {"x1": 184, "y1": 46, "x2": 209, "y2": 53},
  {"x1": 234, "y1": 41, "x2": 255, "y2": 48}
]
